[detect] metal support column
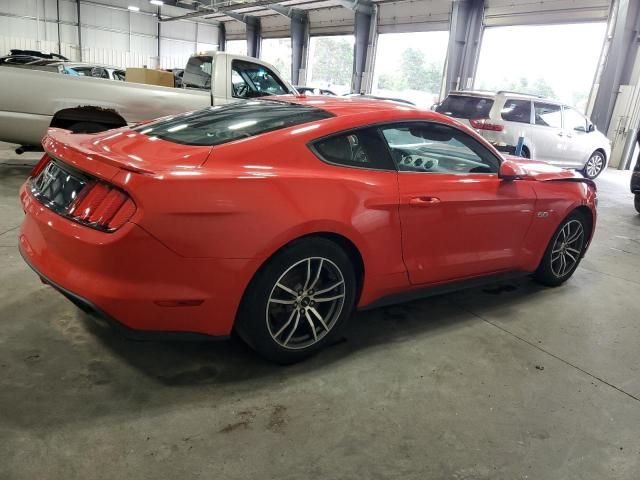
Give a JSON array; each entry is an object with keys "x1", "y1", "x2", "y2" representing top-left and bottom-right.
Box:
[
  {"x1": 590, "y1": 0, "x2": 640, "y2": 134},
  {"x1": 352, "y1": 8, "x2": 374, "y2": 93},
  {"x1": 290, "y1": 11, "x2": 309, "y2": 84},
  {"x1": 443, "y1": 0, "x2": 484, "y2": 96},
  {"x1": 246, "y1": 16, "x2": 261, "y2": 58},
  {"x1": 218, "y1": 22, "x2": 226, "y2": 51},
  {"x1": 76, "y1": 0, "x2": 82, "y2": 61}
]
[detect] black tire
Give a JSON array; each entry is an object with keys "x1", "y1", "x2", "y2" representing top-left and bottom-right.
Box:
[
  {"x1": 533, "y1": 211, "x2": 589, "y2": 287},
  {"x1": 235, "y1": 237, "x2": 357, "y2": 364},
  {"x1": 635, "y1": 194, "x2": 640, "y2": 214},
  {"x1": 68, "y1": 121, "x2": 110, "y2": 134},
  {"x1": 521, "y1": 146, "x2": 530, "y2": 159},
  {"x1": 582, "y1": 151, "x2": 606, "y2": 179}
]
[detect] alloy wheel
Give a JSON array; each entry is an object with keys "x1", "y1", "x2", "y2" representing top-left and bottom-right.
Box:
[
  {"x1": 266, "y1": 257, "x2": 346, "y2": 350},
  {"x1": 550, "y1": 219, "x2": 585, "y2": 278},
  {"x1": 585, "y1": 153, "x2": 604, "y2": 178}
]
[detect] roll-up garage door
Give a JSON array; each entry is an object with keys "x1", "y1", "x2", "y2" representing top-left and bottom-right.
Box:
[{"x1": 484, "y1": 0, "x2": 610, "y2": 27}]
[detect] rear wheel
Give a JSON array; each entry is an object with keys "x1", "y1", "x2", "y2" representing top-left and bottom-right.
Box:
[
  {"x1": 635, "y1": 194, "x2": 640, "y2": 214},
  {"x1": 533, "y1": 212, "x2": 588, "y2": 287},
  {"x1": 68, "y1": 121, "x2": 110, "y2": 134},
  {"x1": 235, "y1": 238, "x2": 357, "y2": 364},
  {"x1": 582, "y1": 151, "x2": 605, "y2": 179}
]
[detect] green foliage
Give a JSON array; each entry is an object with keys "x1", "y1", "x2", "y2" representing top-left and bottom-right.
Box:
[
  {"x1": 478, "y1": 76, "x2": 558, "y2": 99},
  {"x1": 376, "y1": 48, "x2": 443, "y2": 94},
  {"x1": 310, "y1": 37, "x2": 353, "y2": 85}
]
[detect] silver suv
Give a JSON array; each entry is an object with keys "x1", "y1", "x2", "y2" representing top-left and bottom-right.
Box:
[{"x1": 436, "y1": 91, "x2": 611, "y2": 179}]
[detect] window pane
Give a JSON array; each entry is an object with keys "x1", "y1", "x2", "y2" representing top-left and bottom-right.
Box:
[
  {"x1": 225, "y1": 40, "x2": 247, "y2": 56},
  {"x1": 134, "y1": 101, "x2": 332, "y2": 146},
  {"x1": 436, "y1": 95, "x2": 494, "y2": 119},
  {"x1": 260, "y1": 37, "x2": 292, "y2": 82},
  {"x1": 564, "y1": 107, "x2": 587, "y2": 131},
  {"x1": 475, "y1": 23, "x2": 606, "y2": 112},
  {"x1": 231, "y1": 60, "x2": 289, "y2": 98},
  {"x1": 501, "y1": 99, "x2": 531, "y2": 124},
  {"x1": 313, "y1": 129, "x2": 393, "y2": 170},
  {"x1": 372, "y1": 31, "x2": 449, "y2": 108},
  {"x1": 307, "y1": 35, "x2": 354, "y2": 96},
  {"x1": 183, "y1": 55, "x2": 213, "y2": 90},
  {"x1": 381, "y1": 123, "x2": 499, "y2": 174},
  {"x1": 534, "y1": 102, "x2": 562, "y2": 128}
]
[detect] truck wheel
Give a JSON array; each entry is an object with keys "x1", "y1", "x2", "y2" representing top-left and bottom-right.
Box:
[
  {"x1": 68, "y1": 121, "x2": 110, "y2": 134},
  {"x1": 635, "y1": 194, "x2": 640, "y2": 214}
]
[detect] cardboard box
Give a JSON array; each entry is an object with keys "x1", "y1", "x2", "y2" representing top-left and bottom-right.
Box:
[{"x1": 125, "y1": 68, "x2": 175, "y2": 87}]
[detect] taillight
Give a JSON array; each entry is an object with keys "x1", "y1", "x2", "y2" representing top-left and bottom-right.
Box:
[
  {"x1": 470, "y1": 119, "x2": 504, "y2": 132},
  {"x1": 30, "y1": 154, "x2": 50, "y2": 177},
  {"x1": 68, "y1": 182, "x2": 136, "y2": 231}
]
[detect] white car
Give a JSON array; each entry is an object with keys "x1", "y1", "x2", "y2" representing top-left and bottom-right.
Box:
[{"x1": 436, "y1": 91, "x2": 611, "y2": 179}]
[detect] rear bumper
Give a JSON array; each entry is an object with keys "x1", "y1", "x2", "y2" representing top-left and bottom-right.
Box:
[{"x1": 19, "y1": 182, "x2": 259, "y2": 337}]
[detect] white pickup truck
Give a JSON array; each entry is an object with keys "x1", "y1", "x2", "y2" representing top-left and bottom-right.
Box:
[{"x1": 0, "y1": 51, "x2": 296, "y2": 152}]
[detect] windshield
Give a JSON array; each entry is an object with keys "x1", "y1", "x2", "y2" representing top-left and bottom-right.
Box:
[
  {"x1": 133, "y1": 100, "x2": 333, "y2": 146},
  {"x1": 436, "y1": 95, "x2": 494, "y2": 119}
]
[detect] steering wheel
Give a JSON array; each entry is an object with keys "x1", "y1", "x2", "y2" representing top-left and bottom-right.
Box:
[{"x1": 401, "y1": 153, "x2": 438, "y2": 171}]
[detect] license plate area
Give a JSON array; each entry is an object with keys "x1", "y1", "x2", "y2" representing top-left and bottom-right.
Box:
[{"x1": 30, "y1": 160, "x2": 91, "y2": 214}]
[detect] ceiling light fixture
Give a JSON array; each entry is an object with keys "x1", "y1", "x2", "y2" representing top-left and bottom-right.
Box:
[
  {"x1": 150, "y1": 0, "x2": 164, "y2": 5},
  {"x1": 128, "y1": 5, "x2": 140, "y2": 11}
]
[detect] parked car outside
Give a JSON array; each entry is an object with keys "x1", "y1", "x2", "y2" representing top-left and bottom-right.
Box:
[
  {"x1": 436, "y1": 90, "x2": 611, "y2": 179},
  {"x1": 295, "y1": 86, "x2": 337, "y2": 96},
  {"x1": 21, "y1": 60, "x2": 125, "y2": 80},
  {"x1": 19, "y1": 96, "x2": 597, "y2": 363}
]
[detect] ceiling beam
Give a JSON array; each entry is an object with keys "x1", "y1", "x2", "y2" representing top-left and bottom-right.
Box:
[{"x1": 335, "y1": 0, "x2": 373, "y2": 15}]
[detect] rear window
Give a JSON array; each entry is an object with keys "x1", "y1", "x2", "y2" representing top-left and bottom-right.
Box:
[
  {"x1": 133, "y1": 100, "x2": 333, "y2": 146},
  {"x1": 436, "y1": 95, "x2": 494, "y2": 119}
]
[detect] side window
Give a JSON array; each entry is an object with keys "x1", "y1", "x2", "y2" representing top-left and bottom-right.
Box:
[
  {"x1": 534, "y1": 102, "x2": 562, "y2": 128},
  {"x1": 312, "y1": 128, "x2": 395, "y2": 171},
  {"x1": 563, "y1": 107, "x2": 588, "y2": 132},
  {"x1": 501, "y1": 99, "x2": 531, "y2": 124},
  {"x1": 232, "y1": 60, "x2": 289, "y2": 99},
  {"x1": 380, "y1": 123, "x2": 500, "y2": 174}
]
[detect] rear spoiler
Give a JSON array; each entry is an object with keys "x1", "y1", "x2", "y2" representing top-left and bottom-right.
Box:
[{"x1": 542, "y1": 176, "x2": 597, "y2": 190}]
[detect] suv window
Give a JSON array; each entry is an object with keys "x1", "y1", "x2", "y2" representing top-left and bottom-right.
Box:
[
  {"x1": 312, "y1": 128, "x2": 395, "y2": 171},
  {"x1": 381, "y1": 123, "x2": 500, "y2": 174},
  {"x1": 501, "y1": 99, "x2": 531, "y2": 124},
  {"x1": 436, "y1": 95, "x2": 494, "y2": 119},
  {"x1": 134, "y1": 100, "x2": 332, "y2": 146},
  {"x1": 183, "y1": 55, "x2": 213, "y2": 90},
  {"x1": 534, "y1": 102, "x2": 562, "y2": 128},
  {"x1": 563, "y1": 107, "x2": 588, "y2": 132},
  {"x1": 232, "y1": 60, "x2": 289, "y2": 99}
]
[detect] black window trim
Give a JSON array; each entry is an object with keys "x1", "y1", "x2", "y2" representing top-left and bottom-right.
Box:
[{"x1": 308, "y1": 119, "x2": 503, "y2": 174}]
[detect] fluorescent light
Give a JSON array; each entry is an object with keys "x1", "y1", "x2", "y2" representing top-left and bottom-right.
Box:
[
  {"x1": 150, "y1": 0, "x2": 163, "y2": 5},
  {"x1": 128, "y1": 5, "x2": 140, "y2": 11}
]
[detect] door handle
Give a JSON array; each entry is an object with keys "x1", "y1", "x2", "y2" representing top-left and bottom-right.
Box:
[{"x1": 408, "y1": 196, "x2": 441, "y2": 206}]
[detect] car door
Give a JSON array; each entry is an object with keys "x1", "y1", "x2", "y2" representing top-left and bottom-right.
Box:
[
  {"x1": 379, "y1": 122, "x2": 537, "y2": 285},
  {"x1": 529, "y1": 101, "x2": 567, "y2": 164},
  {"x1": 561, "y1": 106, "x2": 592, "y2": 166}
]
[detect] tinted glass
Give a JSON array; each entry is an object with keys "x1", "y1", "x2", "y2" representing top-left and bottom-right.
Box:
[
  {"x1": 436, "y1": 95, "x2": 494, "y2": 119},
  {"x1": 501, "y1": 99, "x2": 531, "y2": 123},
  {"x1": 534, "y1": 102, "x2": 562, "y2": 128},
  {"x1": 313, "y1": 128, "x2": 394, "y2": 170},
  {"x1": 564, "y1": 107, "x2": 587, "y2": 131},
  {"x1": 232, "y1": 60, "x2": 290, "y2": 98},
  {"x1": 381, "y1": 123, "x2": 500, "y2": 174},
  {"x1": 183, "y1": 55, "x2": 213, "y2": 90},
  {"x1": 134, "y1": 100, "x2": 332, "y2": 146}
]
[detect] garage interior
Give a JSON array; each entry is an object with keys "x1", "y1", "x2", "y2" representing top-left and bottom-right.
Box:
[{"x1": 1, "y1": 0, "x2": 640, "y2": 478}]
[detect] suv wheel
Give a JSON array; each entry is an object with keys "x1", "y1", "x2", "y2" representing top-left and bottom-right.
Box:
[
  {"x1": 635, "y1": 194, "x2": 640, "y2": 214},
  {"x1": 582, "y1": 151, "x2": 605, "y2": 179}
]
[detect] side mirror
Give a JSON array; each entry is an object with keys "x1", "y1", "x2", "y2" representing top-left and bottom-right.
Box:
[
  {"x1": 499, "y1": 160, "x2": 527, "y2": 181},
  {"x1": 588, "y1": 123, "x2": 595, "y2": 133},
  {"x1": 430, "y1": 103, "x2": 440, "y2": 112}
]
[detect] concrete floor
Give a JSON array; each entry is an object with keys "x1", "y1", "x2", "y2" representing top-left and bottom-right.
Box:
[{"x1": 1, "y1": 141, "x2": 639, "y2": 480}]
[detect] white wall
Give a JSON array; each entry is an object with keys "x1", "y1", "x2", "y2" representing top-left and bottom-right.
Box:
[{"x1": 0, "y1": 0, "x2": 220, "y2": 69}]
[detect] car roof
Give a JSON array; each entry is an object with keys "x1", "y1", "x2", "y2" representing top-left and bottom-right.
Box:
[{"x1": 449, "y1": 89, "x2": 559, "y2": 103}]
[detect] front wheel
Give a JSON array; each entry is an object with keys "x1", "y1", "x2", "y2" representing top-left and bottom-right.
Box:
[
  {"x1": 235, "y1": 238, "x2": 357, "y2": 364},
  {"x1": 582, "y1": 151, "x2": 606, "y2": 179},
  {"x1": 533, "y1": 212, "x2": 588, "y2": 287},
  {"x1": 635, "y1": 194, "x2": 640, "y2": 214}
]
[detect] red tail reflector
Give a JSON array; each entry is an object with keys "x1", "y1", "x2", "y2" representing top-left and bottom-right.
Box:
[
  {"x1": 30, "y1": 154, "x2": 50, "y2": 177},
  {"x1": 68, "y1": 182, "x2": 135, "y2": 231},
  {"x1": 470, "y1": 119, "x2": 504, "y2": 132}
]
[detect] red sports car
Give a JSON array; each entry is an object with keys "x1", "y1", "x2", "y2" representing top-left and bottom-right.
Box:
[{"x1": 19, "y1": 96, "x2": 597, "y2": 363}]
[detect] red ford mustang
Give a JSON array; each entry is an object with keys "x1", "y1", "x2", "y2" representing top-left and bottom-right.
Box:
[{"x1": 19, "y1": 96, "x2": 597, "y2": 363}]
